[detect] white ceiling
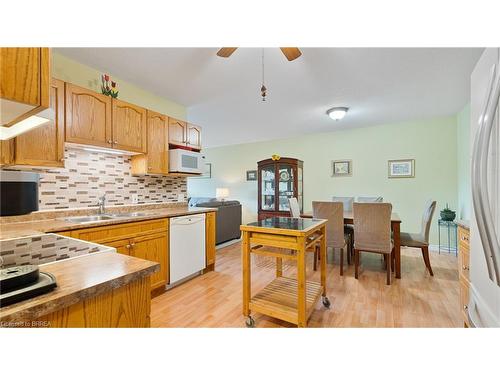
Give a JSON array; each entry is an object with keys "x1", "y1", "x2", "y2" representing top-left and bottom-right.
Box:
[{"x1": 56, "y1": 48, "x2": 482, "y2": 148}]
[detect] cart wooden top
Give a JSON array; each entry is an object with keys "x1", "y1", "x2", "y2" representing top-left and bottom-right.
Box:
[{"x1": 240, "y1": 217, "x2": 327, "y2": 236}]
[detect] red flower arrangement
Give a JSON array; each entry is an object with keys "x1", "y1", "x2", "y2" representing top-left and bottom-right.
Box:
[{"x1": 101, "y1": 74, "x2": 119, "y2": 98}]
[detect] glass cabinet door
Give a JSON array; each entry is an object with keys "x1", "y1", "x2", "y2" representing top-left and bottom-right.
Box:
[
  {"x1": 278, "y1": 163, "x2": 295, "y2": 212},
  {"x1": 261, "y1": 165, "x2": 275, "y2": 211}
]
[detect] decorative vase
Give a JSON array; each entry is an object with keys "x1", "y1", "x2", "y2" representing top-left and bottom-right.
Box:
[{"x1": 440, "y1": 204, "x2": 456, "y2": 221}]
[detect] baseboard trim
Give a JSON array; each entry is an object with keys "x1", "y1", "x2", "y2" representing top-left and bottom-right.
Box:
[{"x1": 216, "y1": 238, "x2": 241, "y2": 250}]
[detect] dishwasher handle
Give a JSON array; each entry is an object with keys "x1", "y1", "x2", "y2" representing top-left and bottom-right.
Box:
[{"x1": 171, "y1": 214, "x2": 206, "y2": 226}]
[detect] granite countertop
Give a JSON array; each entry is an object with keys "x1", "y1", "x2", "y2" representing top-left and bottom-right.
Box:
[
  {"x1": 0, "y1": 251, "x2": 159, "y2": 323},
  {"x1": 0, "y1": 205, "x2": 216, "y2": 240}
]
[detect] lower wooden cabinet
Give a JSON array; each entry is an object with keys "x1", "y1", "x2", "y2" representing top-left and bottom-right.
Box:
[
  {"x1": 62, "y1": 218, "x2": 169, "y2": 291},
  {"x1": 206, "y1": 211, "x2": 216, "y2": 267},
  {"x1": 458, "y1": 225, "x2": 471, "y2": 327}
]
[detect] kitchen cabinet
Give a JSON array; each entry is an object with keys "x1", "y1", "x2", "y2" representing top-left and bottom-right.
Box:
[
  {"x1": 0, "y1": 78, "x2": 65, "y2": 168},
  {"x1": 131, "y1": 111, "x2": 169, "y2": 175},
  {"x1": 187, "y1": 123, "x2": 202, "y2": 150},
  {"x1": 205, "y1": 211, "x2": 216, "y2": 269},
  {"x1": 65, "y1": 83, "x2": 112, "y2": 148},
  {"x1": 168, "y1": 118, "x2": 202, "y2": 150},
  {"x1": 64, "y1": 218, "x2": 169, "y2": 291},
  {"x1": 112, "y1": 99, "x2": 147, "y2": 153},
  {"x1": 0, "y1": 47, "x2": 50, "y2": 126},
  {"x1": 168, "y1": 117, "x2": 187, "y2": 146},
  {"x1": 457, "y1": 225, "x2": 470, "y2": 327}
]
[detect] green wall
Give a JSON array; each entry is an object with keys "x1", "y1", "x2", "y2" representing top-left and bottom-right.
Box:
[
  {"x1": 52, "y1": 52, "x2": 186, "y2": 120},
  {"x1": 188, "y1": 116, "x2": 459, "y2": 245},
  {"x1": 456, "y1": 104, "x2": 471, "y2": 221}
]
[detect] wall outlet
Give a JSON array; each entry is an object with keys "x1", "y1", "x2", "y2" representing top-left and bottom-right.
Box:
[
  {"x1": 131, "y1": 194, "x2": 138, "y2": 204},
  {"x1": 177, "y1": 193, "x2": 185, "y2": 202}
]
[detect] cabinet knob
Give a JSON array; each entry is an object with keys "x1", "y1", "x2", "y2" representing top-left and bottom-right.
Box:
[
  {"x1": 130, "y1": 243, "x2": 136, "y2": 247},
  {"x1": 113, "y1": 141, "x2": 118, "y2": 145},
  {"x1": 126, "y1": 244, "x2": 131, "y2": 249},
  {"x1": 148, "y1": 166, "x2": 152, "y2": 170},
  {"x1": 463, "y1": 305, "x2": 468, "y2": 310},
  {"x1": 462, "y1": 265, "x2": 469, "y2": 270},
  {"x1": 107, "y1": 139, "x2": 112, "y2": 144},
  {"x1": 60, "y1": 158, "x2": 64, "y2": 162}
]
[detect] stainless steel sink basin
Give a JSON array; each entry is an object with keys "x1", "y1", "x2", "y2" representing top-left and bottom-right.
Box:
[
  {"x1": 64, "y1": 215, "x2": 117, "y2": 223},
  {"x1": 112, "y1": 212, "x2": 147, "y2": 218}
]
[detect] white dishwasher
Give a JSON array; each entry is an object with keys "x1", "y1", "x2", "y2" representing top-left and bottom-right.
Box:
[{"x1": 169, "y1": 214, "x2": 206, "y2": 284}]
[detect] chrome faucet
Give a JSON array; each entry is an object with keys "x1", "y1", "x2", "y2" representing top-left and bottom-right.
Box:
[{"x1": 98, "y1": 194, "x2": 106, "y2": 215}]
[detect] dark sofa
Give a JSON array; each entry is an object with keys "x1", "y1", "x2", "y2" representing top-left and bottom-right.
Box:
[{"x1": 188, "y1": 197, "x2": 242, "y2": 245}]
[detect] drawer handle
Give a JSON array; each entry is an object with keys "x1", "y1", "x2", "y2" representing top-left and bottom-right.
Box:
[
  {"x1": 462, "y1": 265, "x2": 469, "y2": 270},
  {"x1": 463, "y1": 305, "x2": 468, "y2": 310},
  {"x1": 126, "y1": 244, "x2": 131, "y2": 249}
]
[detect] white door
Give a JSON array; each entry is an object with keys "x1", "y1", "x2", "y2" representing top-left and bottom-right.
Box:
[{"x1": 169, "y1": 214, "x2": 206, "y2": 284}]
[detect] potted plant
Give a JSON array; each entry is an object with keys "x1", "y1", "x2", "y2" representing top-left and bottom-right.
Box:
[{"x1": 440, "y1": 204, "x2": 456, "y2": 221}]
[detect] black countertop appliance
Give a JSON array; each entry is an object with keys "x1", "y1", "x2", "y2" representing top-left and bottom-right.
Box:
[{"x1": 0, "y1": 171, "x2": 39, "y2": 216}]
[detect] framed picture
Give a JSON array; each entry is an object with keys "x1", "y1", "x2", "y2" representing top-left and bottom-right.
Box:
[
  {"x1": 189, "y1": 163, "x2": 211, "y2": 179},
  {"x1": 388, "y1": 159, "x2": 415, "y2": 178},
  {"x1": 332, "y1": 160, "x2": 352, "y2": 177},
  {"x1": 246, "y1": 170, "x2": 257, "y2": 181}
]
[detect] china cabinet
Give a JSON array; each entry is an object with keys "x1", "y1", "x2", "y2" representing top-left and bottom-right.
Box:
[{"x1": 257, "y1": 157, "x2": 303, "y2": 220}]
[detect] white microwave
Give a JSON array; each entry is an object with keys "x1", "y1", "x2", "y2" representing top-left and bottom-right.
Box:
[{"x1": 169, "y1": 149, "x2": 205, "y2": 174}]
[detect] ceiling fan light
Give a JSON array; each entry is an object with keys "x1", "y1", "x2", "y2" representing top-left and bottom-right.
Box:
[{"x1": 327, "y1": 107, "x2": 349, "y2": 121}]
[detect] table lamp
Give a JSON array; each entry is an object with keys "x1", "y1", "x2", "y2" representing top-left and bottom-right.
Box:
[{"x1": 216, "y1": 188, "x2": 229, "y2": 203}]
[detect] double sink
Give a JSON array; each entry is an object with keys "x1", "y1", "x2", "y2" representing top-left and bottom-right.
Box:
[{"x1": 64, "y1": 212, "x2": 147, "y2": 224}]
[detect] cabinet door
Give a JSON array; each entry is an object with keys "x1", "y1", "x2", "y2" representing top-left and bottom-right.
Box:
[
  {"x1": 112, "y1": 99, "x2": 147, "y2": 153},
  {"x1": 146, "y1": 111, "x2": 168, "y2": 173},
  {"x1": 130, "y1": 232, "x2": 168, "y2": 289},
  {"x1": 14, "y1": 78, "x2": 65, "y2": 167},
  {"x1": 65, "y1": 83, "x2": 112, "y2": 148},
  {"x1": 168, "y1": 118, "x2": 187, "y2": 146},
  {"x1": 186, "y1": 123, "x2": 202, "y2": 150}
]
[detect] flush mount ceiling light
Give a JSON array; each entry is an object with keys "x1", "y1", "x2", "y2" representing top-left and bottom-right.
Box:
[{"x1": 327, "y1": 107, "x2": 349, "y2": 121}]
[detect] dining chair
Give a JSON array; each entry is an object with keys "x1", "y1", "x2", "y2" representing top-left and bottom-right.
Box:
[
  {"x1": 357, "y1": 196, "x2": 383, "y2": 202},
  {"x1": 332, "y1": 196, "x2": 354, "y2": 211},
  {"x1": 353, "y1": 202, "x2": 394, "y2": 285},
  {"x1": 332, "y1": 196, "x2": 355, "y2": 263},
  {"x1": 288, "y1": 197, "x2": 301, "y2": 218},
  {"x1": 400, "y1": 200, "x2": 437, "y2": 276},
  {"x1": 313, "y1": 201, "x2": 349, "y2": 275},
  {"x1": 289, "y1": 197, "x2": 319, "y2": 270}
]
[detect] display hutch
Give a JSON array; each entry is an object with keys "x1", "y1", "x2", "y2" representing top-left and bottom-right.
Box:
[{"x1": 257, "y1": 157, "x2": 304, "y2": 220}]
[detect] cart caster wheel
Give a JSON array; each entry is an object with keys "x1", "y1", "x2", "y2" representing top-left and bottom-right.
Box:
[
  {"x1": 322, "y1": 296, "x2": 331, "y2": 308},
  {"x1": 245, "y1": 316, "x2": 255, "y2": 328}
]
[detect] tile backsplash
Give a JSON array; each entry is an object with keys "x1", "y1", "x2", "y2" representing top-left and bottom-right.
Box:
[{"x1": 11, "y1": 147, "x2": 187, "y2": 210}]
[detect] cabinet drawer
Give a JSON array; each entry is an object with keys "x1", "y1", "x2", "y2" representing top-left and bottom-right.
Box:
[
  {"x1": 459, "y1": 274, "x2": 470, "y2": 324},
  {"x1": 69, "y1": 218, "x2": 168, "y2": 244},
  {"x1": 458, "y1": 226, "x2": 470, "y2": 250},
  {"x1": 458, "y1": 245, "x2": 470, "y2": 281}
]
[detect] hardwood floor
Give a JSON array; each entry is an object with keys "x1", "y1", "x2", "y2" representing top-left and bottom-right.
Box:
[{"x1": 151, "y1": 241, "x2": 462, "y2": 328}]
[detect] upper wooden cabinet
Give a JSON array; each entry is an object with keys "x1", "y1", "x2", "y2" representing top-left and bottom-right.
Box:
[
  {"x1": 112, "y1": 99, "x2": 147, "y2": 153},
  {"x1": 168, "y1": 118, "x2": 187, "y2": 146},
  {"x1": 168, "y1": 118, "x2": 202, "y2": 150},
  {"x1": 1, "y1": 78, "x2": 65, "y2": 168},
  {"x1": 0, "y1": 48, "x2": 50, "y2": 126},
  {"x1": 65, "y1": 83, "x2": 112, "y2": 148},
  {"x1": 131, "y1": 111, "x2": 168, "y2": 175},
  {"x1": 187, "y1": 123, "x2": 202, "y2": 150}
]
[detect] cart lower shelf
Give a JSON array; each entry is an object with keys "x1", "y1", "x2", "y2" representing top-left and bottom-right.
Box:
[{"x1": 249, "y1": 276, "x2": 324, "y2": 325}]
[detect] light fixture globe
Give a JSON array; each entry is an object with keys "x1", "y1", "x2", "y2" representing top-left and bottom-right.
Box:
[{"x1": 327, "y1": 107, "x2": 349, "y2": 121}]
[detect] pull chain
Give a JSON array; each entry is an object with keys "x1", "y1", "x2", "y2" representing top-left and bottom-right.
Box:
[{"x1": 261, "y1": 48, "x2": 267, "y2": 101}]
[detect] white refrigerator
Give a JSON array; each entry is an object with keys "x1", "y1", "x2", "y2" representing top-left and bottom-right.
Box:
[{"x1": 469, "y1": 47, "x2": 500, "y2": 327}]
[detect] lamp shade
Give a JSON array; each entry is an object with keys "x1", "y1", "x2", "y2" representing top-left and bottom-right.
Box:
[{"x1": 216, "y1": 188, "x2": 229, "y2": 200}]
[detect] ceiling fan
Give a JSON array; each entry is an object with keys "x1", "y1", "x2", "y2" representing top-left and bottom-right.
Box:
[{"x1": 216, "y1": 47, "x2": 302, "y2": 61}]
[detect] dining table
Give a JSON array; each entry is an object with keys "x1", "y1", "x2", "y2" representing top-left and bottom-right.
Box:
[{"x1": 301, "y1": 211, "x2": 403, "y2": 279}]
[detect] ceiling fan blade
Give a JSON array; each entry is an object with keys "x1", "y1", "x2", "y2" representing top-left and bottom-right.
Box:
[
  {"x1": 216, "y1": 48, "x2": 238, "y2": 58},
  {"x1": 280, "y1": 47, "x2": 302, "y2": 61}
]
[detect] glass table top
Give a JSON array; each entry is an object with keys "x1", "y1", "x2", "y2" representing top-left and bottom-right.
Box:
[{"x1": 245, "y1": 216, "x2": 323, "y2": 231}]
